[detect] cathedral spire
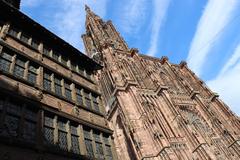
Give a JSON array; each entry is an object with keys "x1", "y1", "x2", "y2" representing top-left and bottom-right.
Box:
[{"x1": 82, "y1": 6, "x2": 129, "y2": 57}]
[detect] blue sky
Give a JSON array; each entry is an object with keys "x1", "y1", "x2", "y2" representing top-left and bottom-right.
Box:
[{"x1": 21, "y1": 0, "x2": 240, "y2": 115}]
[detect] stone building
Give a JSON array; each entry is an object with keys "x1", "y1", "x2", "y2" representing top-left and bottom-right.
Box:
[
  {"x1": 0, "y1": 1, "x2": 116, "y2": 160},
  {"x1": 82, "y1": 6, "x2": 240, "y2": 160}
]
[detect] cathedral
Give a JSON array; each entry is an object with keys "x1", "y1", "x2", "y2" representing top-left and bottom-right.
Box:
[
  {"x1": 0, "y1": 0, "x2": 240, "y2": 159},
  {"x1": 82, "y1": 5, "x2": 240, "y2": 160}
]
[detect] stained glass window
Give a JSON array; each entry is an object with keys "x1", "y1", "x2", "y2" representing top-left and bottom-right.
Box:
[
  {"x1": 28, "y1": 64, "x2": 37, "y2": 84},
  {"x1": 54, "y1": 77, "x2": 62, "y2": 96},
  {"x1": 64, "y1": 82, "x2": 72, "y2": 100},
  {"x1": 13, "y1": 58, "x2": 25, "y2": 78},
  {"x1": 43, "y1": 72, "x2": 52, "y2": 91},
  {"x1": 76, "y1": 88, "x2": 83, "y2": 106},
  {"x1": 0, "y1": 52, "x2": 12, "y2": 73}
]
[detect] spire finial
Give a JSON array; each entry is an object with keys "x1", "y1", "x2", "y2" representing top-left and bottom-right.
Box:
[{"x1": 85, "y1": 4, "x2": 91, "y2": 12}]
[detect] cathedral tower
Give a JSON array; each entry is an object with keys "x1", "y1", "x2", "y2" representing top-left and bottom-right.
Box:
[{"x1": 82, "y1": 6, "x2": 240, "y2": 160}]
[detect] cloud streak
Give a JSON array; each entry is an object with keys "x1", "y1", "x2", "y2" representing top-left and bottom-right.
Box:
[
  {"x1": 207, "y1": 43, "x2": 240, "y2": 115},
  {"x1": 187, "y1": 0, "x2": 238, "y2": 76},
  {"x1": 147, "y1": 0, "x2": 170, "y2": 57},
  {"x1": 119, "y1": 0, "x2": 148, "y2": 34},
  {"x1": 46, "y1": 0, "x2": 108, "y2": 52}
]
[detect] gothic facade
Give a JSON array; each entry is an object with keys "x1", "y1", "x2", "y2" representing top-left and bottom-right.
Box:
[
  {"x1": 0, "y1": 1, "x2": 116, "y2": 160},
  {"x1": 82, "y1": 6, "x2": 240, "y2": 160}
]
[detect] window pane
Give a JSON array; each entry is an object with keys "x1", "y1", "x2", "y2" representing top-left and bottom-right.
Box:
[
  {"x1": 14, "y1": 59, "x2": 25, "y2": 78},
  {"x1": 7, "y1": 102, "x2": 21, "y2": 116},
  {"x1": 44, "y1": 79, "x2": 51, "y2": 91},
  {"x1": 58, "y1": 120, "x2": 66, "y2": 131},
  {"x1": 83, "y1": 128, "x2": 91, "y2": 139},
  {"x1": 76, "y1": 88, "x2": 83, "y2": 105},
  {"x1": 23, "y1": 121, "x2": 36, "y2": 142},
  {"x1": 28, "y1": 72, "x2": 37, "y2": 84},
  {"x1": 43, "y1": 47, "x2": 51, "y2": 56},
  {"x1": 20, "y1": 34, "x2": 29, "y2": 44},
  {"x1": 105, "y1": 145, "x2": 113, "y2": 158},
  {"x1": 85, "y1": 139, "x2": 94, "y2": 158},
  {"x1": 58, "y1": 131, "x2": 68, "y2": 151},
  {"x1": 54, "y1": 77, "x2": 62, "y2": 96},
  {"x1": 13, "y1": 65, "x2": 24, "y2": 78},
  {"x1": 25, "y1": 107, "x2": 37, "y2": 121},
  {"x1": 103, "y1": 135, "x2": 109, "y2": 144},
  {"x1": 44, "y1": 127, "x2": 54, "y2": 145},
  {"x1": 44, "y1": 115, "x2": 53, "y2": 127},
  {"x1": 95, "y1": 142, "x2": 104, "y2": 159},
  {"x1": 0, "y1": 58, "x2": 11, "y2": 72},
  {"x1": 71, "y1": 135, "x2": 80, "y2": 154},
  {"x1": 65, "y1": 83, "x2": 72, "y2": 100},
  {"x1": 31, "y1": 39, "x2": 39, "y2": 49},
  {"x1": 93, "y1": 132, "x2": 101, "y2": 142},
  {"x1": 61, "y1": 56, "x2": 68, "y2": 66},
  {"x1": 52, "y1": 52, "x2": 59, "y2": 61},
  {"x1": 9, "y1": 28, "x2": 18, "y2": 37},
  {"x1": 3, "y1": 114, "x2": 20, "y2": 137},
  {"x1": 1, "y1": 52, "x2": 12, "y2": 61},
  {"x1": 84, "y1": 91, "x2": 91, "y2": 108}
]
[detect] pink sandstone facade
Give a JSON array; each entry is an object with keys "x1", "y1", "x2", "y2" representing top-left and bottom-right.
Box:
[{"x1": 82, "y1": 6, "x2": 240, "y2": 160}]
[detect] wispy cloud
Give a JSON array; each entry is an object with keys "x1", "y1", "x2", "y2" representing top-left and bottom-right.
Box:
[
  {"x1": 207, "y1": 43, "x2": 240, "y2": 115},
  {"x1": 119, "y1": 0, "x2": 148, "y2": 34},
  {"x1": 187, "y1": 0, "x2": 238, "y2": 76},
  {"x1": 49, "y1": 0, "x2": 108, "y2": 52},
  {"x1": 147, "y1": 0, "x2": 170, "y2": 56},
  {"x1": 21, "y1": 0, "x2": 44, "y2": 7}
]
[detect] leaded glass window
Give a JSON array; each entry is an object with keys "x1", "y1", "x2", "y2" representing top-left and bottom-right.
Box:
[
  {"x1": 13, "y1": 58, "x2": 25, "y2": 78},
  {"x1": 28, "y1": 64, "x2": 37, "y2": 84},
  {"x1": 92, "y1": 95, "x2": 100, "y2": 112},
  {"x1": 64, "y1": 82, "x2": 72, "y2": 100},
  {"x1": 103, "y1": 135, "x2": 109, "y2": 145},
  {"x1": 4, "y1": 114, "x2": 20, "y2": 137},
  {"x1": 8, "y1": 28, "x2": 18, "y2": 37},
  {"x1": 95, "y1": 142, "x2": 104, "y2": 159},
  {"x1": 85, "y1": 139, "x2": 94, "y2": 158},
  {"x1": 3, "y1": 102, "x2": 22, "y2": 137},
  {"x1": 43, "y1": 46, "x2": 51, "y2": 56},
  {"x1": 43, "y1": 72, "x2": 52, "y2": 91},
  {"x1": 105, "y1": 145, "x2": 113, "y2": 160},
  {"x1": 71, "y1": 125, "x2": 80, "y2": 154},
  {"x1": 31, "y1": 39, "x2": 39, "y2": 50},
  {"x1": 20, "y1": 33, "x2": 30, "y2": 44},
  {"x1": 0, "y1": 52, "x2": 12, "y2": 72},
  {"x1": 52, "y1": 52, "x2": 60, "y2": 61},
  {"x1": 93, "y1": 132, "x2": 101, "y2": 142},
  {"x1": 84, "y1": 91, "x2": 91, "y2": 109},
  {"x1": 54, "y1": 77, "x2": 62, "y2": 96},
  {"x1": 44, "y1": 115, "x2": 54, "y2": 145},
  {"x1": 58, "y1": 120, "x2": 68, "y2": 151},
  {"x1": 76, "y1": 88, "x2": 83, "y2": 105},
  {"x1": 23, "y1": 120, "x2": 36, "y2": 142},
  {"x1": 84, "y1": 128, "x2": 94, "y2": 157}
]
